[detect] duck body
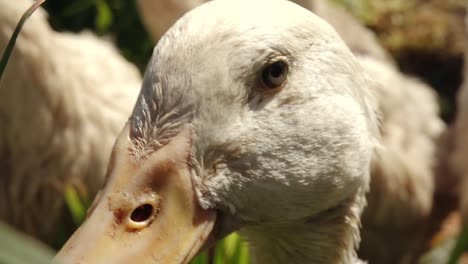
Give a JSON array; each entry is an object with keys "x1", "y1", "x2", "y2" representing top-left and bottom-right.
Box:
[
  {"x1": 0, "y1": 0, "x2": 141, "y2": 242},
  {"x1": 358, "y1": 55, "x2": 443, "y2": 263}
]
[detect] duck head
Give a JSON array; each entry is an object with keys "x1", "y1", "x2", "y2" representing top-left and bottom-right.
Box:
[{"x1": 55, "y1": 0, "x2": 378, "y2": 263}]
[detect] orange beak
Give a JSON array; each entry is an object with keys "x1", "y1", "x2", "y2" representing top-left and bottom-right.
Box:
[{"x1": 54, "y1": 125, "x2": 216, "y2": 264}]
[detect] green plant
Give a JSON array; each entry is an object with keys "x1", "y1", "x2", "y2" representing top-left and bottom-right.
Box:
[{"x1": 43, "y1": 0, "x2": 153, "y2": 71}]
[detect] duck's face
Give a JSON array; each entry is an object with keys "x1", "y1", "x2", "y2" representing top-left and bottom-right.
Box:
[{"x1": 55, "y1": 0, "x2": 377, "y2": 263}]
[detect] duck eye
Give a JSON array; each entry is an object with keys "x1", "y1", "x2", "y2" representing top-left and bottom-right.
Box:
[
  {"x1": 261, "y1": 61, "x2": 288, "y2": 90},
  {"x1": 127, "y1": 203, "x2": 155, "y2": 229}
]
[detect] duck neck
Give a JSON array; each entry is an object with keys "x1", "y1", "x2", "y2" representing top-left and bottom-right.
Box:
[{"x1": 241, "y1": 192, "x2": 366, "y2": 264}]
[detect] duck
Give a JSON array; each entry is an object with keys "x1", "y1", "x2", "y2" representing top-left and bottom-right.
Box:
[
  {"x1": 357, "y1": 55, "x2": 443, "y2": 263},
  {"x1": 138, "y1": 0, "x2": 444, "y2": 263},
  {"x1": 0, "y1": 0, "x2": 141, "y2": 243},
  {"x1": 55, "y1": 0, "x2": 379, "y2": 263}
]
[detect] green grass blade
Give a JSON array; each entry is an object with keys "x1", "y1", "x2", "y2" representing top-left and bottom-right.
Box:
[
  {"x1": 228, "y1": 233, "x2": 250, "y2": 264},
  {"x1": 188, "y1": 233, "x2": 250, "y2": 264},
  {"x1": 419, "y1": 225, "x2": 468, "y2": 264},
  {"x1": 189, "y1": 251, "x2": 208, "y2": 264},
  {"x1": 448, "y1": 226, "x2": 468, "y2": 264},
  {"x1": 62, "y1": 0, "x2": 95, "y2": 16},
  {"x1": 95, "y1": 0, "x2": 113, "y2": 32},
  {"x1": 224, "y1": 232, "x2": 241, "y2": 258},
  {"x1": 64, "y1": 186, "x2": 88, "y2": 225},
  {"x1": 0, "y1": 0, "x2": 46, "y2": 83},
  {"x1": 419, "y1": 238, "x2": 456, "y2": 264},
  {"x1": 214, "y1": 237, "x2": 226, "y2": 263}
]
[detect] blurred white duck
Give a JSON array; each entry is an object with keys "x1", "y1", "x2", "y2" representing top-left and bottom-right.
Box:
[
  {"x1": 136, "y1": 0, "x2": 444, "y2": 263},
  {"x1": 0, "y1": 0, "x2": 141, "y2": 242},
  {"x1": 358, "y1": 56, "x2": 443, "y2": 263},
  {"x1": 55, "y1": 0, "x2": 379, "y2": 263}
]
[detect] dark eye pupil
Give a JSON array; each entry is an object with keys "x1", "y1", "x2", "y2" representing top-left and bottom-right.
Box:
[
  {"x1": 130, "y1": 204, "x2": 153, "y2": 222},
  {"x1": 262, "y1": 61, "x2": 287, "y2": 89},
  {"x1": 270, "y1": 63, "x2": 284, "y2": 78}
]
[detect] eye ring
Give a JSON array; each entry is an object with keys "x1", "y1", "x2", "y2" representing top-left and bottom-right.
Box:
[{"x1": 260, "y1": 60, "x2": 288, "y2": 91}]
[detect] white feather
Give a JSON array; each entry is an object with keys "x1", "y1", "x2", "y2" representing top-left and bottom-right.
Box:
[{"x1": 0, "y1": 0, "x2": 141, "y2": 242}]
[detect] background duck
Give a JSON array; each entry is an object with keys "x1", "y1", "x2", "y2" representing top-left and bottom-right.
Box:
[
  {"x1": 357, "y1": 55, "x2": 443, "y2": 263},
  {"x1": 0, "y1": 0, "x2": 141, "y2": 244}
]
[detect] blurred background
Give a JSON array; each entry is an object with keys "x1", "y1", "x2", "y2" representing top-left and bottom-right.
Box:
[{"x1": 0, "y1": 0, "x2": 467, "y2": 263}]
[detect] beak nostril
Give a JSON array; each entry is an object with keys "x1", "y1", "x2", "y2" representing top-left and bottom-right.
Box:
[
  {"x1": 121, "y1": 193, "x2": 161, "y2": 230},
  {"x1": 130, "y1": 204, "x2": 154, "y2": 223}
]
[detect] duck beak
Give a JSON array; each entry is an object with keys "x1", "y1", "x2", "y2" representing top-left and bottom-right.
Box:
[{"x1": 54, "y1": 124, "x2": 216, "y2": 264}]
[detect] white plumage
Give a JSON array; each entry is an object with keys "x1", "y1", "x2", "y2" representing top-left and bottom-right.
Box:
[
  {"x1": 0, "y1": 0, "x2": 445, "y2": 263},
  {"x1": 358, "y1": 55, "x2": 443, "y2": 263},
  {"x1": 136, "y1": 0, "x2": 444, "y2": 262},
  {"x1": 56, "y1": 1, "x2": 380, "y2": 263},
  {"x1": 0, "y1": 0, "x2": 141, "y2": 242}
]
